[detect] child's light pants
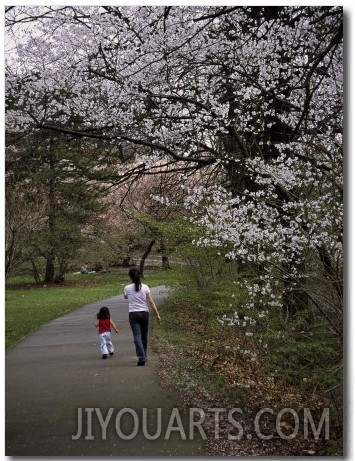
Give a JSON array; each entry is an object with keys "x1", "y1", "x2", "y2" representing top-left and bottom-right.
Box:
[{"x1": 99, "y1": 332, "x2": 114, "y2": 355}]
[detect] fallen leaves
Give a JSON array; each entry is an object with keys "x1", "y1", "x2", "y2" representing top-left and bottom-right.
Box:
[{"x1": 152, "y1": 303, "x2": 343, "y2": 456}]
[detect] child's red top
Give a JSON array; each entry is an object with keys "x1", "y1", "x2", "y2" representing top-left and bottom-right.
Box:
[{"x1": 98, "y1": 318, "x2": 111, "y2": 334}]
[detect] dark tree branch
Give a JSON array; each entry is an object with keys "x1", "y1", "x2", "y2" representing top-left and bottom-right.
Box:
[
  {"x1": 193, "y1": 6, "x2": 241, "y2": 22},
  {"x1": 29, "y1": 113, "x2": 217, "y2": 167}
]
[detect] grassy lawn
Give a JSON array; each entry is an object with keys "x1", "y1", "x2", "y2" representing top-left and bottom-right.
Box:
[{"x1": 5, "y1": 268, "x2": 180, "y2": 350}]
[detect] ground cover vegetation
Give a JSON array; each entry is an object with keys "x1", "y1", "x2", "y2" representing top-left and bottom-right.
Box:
[
  {"x1": 151, "y1": 227, "x2": 342, "y2": 456},
  {"x1": 6, "y1": 5, "x2": 343, "y2": 456}
]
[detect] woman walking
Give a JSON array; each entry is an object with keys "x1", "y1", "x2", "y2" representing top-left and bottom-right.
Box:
[{"x1": 124, "y1": 267, "x2": 161, "y2": 366}]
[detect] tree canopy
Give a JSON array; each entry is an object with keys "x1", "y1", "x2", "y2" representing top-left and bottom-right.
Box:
[
  {"x1": 6, "y1": 6, "x2": 342, "y2": 173},
  {"x1": 6, "y1": 6, "x2": 342, "y2": 316}
]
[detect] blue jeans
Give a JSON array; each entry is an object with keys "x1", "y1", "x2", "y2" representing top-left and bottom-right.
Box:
[{"x1": 129, "y1": 311, "x2": 149, "y2": 362}]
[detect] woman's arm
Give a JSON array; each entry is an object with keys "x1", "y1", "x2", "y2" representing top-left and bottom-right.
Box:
[{"x1": 146, "y1": 292, "x2": 161, "y2": 323}]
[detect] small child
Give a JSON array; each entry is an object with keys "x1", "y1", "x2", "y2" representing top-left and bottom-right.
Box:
[{"x1": 95, "y1": 306, "x2": 119, "y2": 359}]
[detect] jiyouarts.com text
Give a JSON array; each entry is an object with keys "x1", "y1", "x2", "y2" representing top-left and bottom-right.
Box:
[{"x1": 72, "y1": 407, "x2": 330, "y2": 441}]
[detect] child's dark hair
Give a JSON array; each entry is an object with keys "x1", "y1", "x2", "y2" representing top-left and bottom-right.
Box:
[
  {"x1": 129, "y1": 267, "x2": 141, "y2": 292},
  {"x1": 97, "y1": 306, "x2": 110, "y2": 320}
]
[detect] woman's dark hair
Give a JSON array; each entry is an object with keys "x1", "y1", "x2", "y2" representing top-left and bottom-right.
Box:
[
  {"x1": 97, "y1": 306, "x2": 110, "y2": 320},
  {"x1": 129, "y1": 267, "x2": 141, "y2": 292}
]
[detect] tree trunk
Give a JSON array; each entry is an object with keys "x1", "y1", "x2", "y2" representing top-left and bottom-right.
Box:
[
  {"x1": 139, "y1": 239, "x2": 156, "y2": 277},
  {"x1": 44, "y1": 154, "x2": 56, "y2": 284},
  {"x1": 122, "y1": 257, "x2": 131, "y2": 267},
  {"x1": 55, "y1": 257, "x2": 68, "y2": 283},
  {"x1": 159, "y1": 242, "x2": 171, "y2": 270},
  {"x1": 44, "y1": 250, "x2": 55, "y2": 283},
  {"x1": 5, "y1": 229, "x2": 16, "y2": 278},
  {"x1": 30, "y1": 258, "x2": 41, "y2": 283},
  {"x1": 162, "y1": 255, "x2": 171, "y2": 270},
  {"x1": 317, "y1": 243, "x2": 343, "y2": 301}
]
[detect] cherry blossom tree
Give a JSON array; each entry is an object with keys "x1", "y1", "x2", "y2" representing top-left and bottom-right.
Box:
[{"x1": 5, "y1": 6, "x2": 342, "y2": 316}]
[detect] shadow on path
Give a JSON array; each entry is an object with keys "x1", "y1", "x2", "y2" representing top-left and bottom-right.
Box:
[{"x1": 5, "y1": 286, "x2": 204, "y2": 456}]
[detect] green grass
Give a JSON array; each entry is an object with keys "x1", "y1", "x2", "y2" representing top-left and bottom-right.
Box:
[{"x1": 5, "y1": 268, "x2": 181, "y2": 350}]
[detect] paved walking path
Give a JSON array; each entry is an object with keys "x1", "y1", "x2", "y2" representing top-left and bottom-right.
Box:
[{"x1": 5, "y1": 286, "x2": 204, "y2": 456}]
